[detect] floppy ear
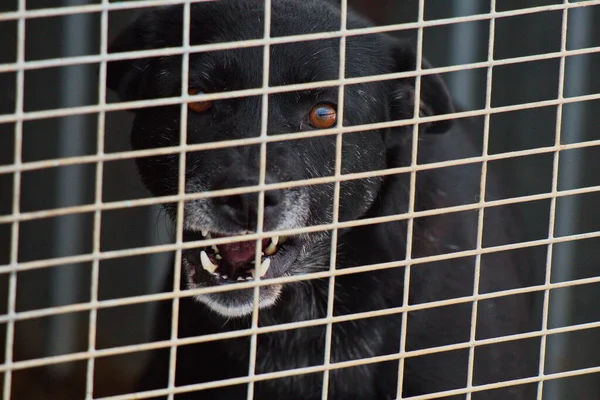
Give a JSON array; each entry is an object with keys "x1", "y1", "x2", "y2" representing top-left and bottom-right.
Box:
[
  {"x1": 389, "y1": 39, "x2": 454, "y2": 134},
  {"x1": 106, "y1": 12, "x2": 160, "y2": 102}
]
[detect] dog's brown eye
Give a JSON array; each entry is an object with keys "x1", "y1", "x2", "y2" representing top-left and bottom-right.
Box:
[
  {"x1": 188, "y1": 88, "x2": 212, "y2": 113},
  {"x1": 309, "y1": 104, "x2": 337, "y2": 129}
]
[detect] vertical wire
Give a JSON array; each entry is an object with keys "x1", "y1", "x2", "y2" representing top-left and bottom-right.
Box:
[
  {"x1": 167, "y1": 2, "x2": 192, "y2": 399},
  {"x1": 546, "y1": 7, "x2": 594, "y2": 399},
  {"x1": 395, "y1": 0, "x2": 425, "y2": 397},
  {"x1": 247, "y1": 0, "x2": 272, "y2": 398},
  {"x1": 320, "y1": 0, "x2": 347, "y2": 398},
  {"x1": 3, "y1": 0, "x2": 26, "y2": 397},
  {"x1": 465, "y1": 1, "x2": 496, "y2": 398},
  {"x1": 84, "y1": 1, "x2": 109, "y2": 398},
  {"x1": 536, "y1": 1, "x2": 569, "y2": 399}
]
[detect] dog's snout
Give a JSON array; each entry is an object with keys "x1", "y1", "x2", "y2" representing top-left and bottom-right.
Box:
[{"x1": 212, "y1": 174, "x2": 284, "y2": 231}]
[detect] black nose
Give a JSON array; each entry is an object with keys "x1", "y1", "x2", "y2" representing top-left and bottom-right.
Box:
[{"x1": 212, "y1": 174, "x2": 284, "y2": 231}]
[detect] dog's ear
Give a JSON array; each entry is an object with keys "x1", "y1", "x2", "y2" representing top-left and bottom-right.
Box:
[
  {"x1": 106, "y1": 12, "x2": 160, "y2": 102},
  {"x1": 389, "y1": 39, "x2": 454, "y2": 134}
]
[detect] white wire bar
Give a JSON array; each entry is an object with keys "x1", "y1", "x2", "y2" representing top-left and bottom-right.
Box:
[
  {"x1": 246, "y1": 0, "x2": 272, "y2": 398},
  {"x1": 464, "y1": 1, "x2": 496, "y2": 398},
  {"x1": 395, "y1": 0, "x2": 426, "y2": 396},
  {"x1": 84, "y1": 0, "x2": 109, "y2": 397},
  {"x1": 2, "y1": 0, "x2": 26, "y2": 397},
  {"x1": 321, "y1": 0, "x2": 348, "y2": 397}
]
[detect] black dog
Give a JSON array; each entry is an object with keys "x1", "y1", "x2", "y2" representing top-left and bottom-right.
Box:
[{"x1": 107, "y1": 0, "x2": 537, "y2": 398}]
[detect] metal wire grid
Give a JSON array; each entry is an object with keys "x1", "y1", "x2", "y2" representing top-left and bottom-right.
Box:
[{"x1": 2, "y1": 0, "x2": 600, "y2": 398}]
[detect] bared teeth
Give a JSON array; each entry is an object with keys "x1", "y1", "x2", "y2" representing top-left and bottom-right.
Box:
[
  {"x1": 200, "y1": 250, "x2": 217, "y2": 274},
  {"x1": 264, "y1": 235, "x2": 288, "y2": 256},
  {"x1": 264, "y1": 236, "x2": 279, "y2": 256},
  {"x1": 259, "y1": 258, "x2": 271, "y2": 278},
  {"x1": 250, "y1": 258, "x2": 271, "y2": 279},
  {"x1": 196, "y1": 234, "x2": 285, "y2": 281}
]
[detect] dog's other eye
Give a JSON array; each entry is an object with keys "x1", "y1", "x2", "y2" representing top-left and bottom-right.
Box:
[
  {"x1": 188, "y1": 88, "x2": 212, "y2": 113},
  {"x1": 309, "y1": 104, "x2": 337, "y2": 129}
]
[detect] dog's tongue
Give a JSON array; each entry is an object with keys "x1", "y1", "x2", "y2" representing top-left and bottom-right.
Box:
[{"x1": 216, "y1": 236, "x2": 270, "y2": 266}]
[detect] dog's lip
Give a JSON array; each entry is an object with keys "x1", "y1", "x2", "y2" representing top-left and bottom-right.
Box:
[
  {"x1": 183, "y1": 229, "x2": 250, "y2": 241},
  {"x1": 182, "y1": 229, "x2": 299, "y2": 284}
]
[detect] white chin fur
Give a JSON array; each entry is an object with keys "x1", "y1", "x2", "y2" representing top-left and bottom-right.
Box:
[{"x1": 193, "y1": 291, "x2": 280, "y2": 318}]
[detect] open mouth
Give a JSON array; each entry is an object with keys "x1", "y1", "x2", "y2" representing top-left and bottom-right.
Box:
[{"x1": 183, "y1": 230, "x2": 293, "y2": 283}]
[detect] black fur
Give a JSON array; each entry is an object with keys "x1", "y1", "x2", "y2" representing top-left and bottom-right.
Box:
[{"x1": 107, "y1": 0, "x2": 537, "y2": 398}]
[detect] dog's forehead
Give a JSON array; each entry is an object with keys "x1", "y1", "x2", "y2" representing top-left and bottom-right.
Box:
[
  {"x1": 151, "y1": 1, "x2": 389, "y2": 94},
  {"x1": 188, "y1": 41, "x2": 342, "y2": 89},
  {"x1": 186, "y1": 0, "x2": 343, "y2": 41},
  {"x1": 181, "y1": 1, "x2": 348, "y2": 87}
]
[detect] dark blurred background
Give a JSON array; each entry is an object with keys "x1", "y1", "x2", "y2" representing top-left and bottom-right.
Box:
[{"x1": 0, "y1": 0, "x2": 599, "y2": 398}]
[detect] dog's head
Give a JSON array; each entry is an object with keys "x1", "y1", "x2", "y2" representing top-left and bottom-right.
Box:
[{"x1": 107, "y1": 0, "x2": 453, "y2": 317}]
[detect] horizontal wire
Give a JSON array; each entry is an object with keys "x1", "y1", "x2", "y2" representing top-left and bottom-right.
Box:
[
  {"x1": 1, "y1": 0, "x2": 597, "y2": 23},
  {"x1": 2, "y1": 210, "x2": 599, "y2": 276},
  {"x1": 1, "y1": 104, "x2": 600, "y2": 181},
  {"x1": 1, "y1": 141, "x2": 599, "y2": 227},
  {"x1": 4, "y1": 242, "x2": 600, "y2": 328},
  {"x1": 1, "y1": 43, "x2": 600, "y2": 125},
  {"x1": 97, "y1": 351, "x2": 600, "y2": 400},
  {"x1": 2, "y1": 24, "x2": 600, "y2": 78},
  {"x1": 5, "y1": 308, "x2": 600, "y2": 377},
  {"x1": 0, "y1": 0, "x2": 598, "y2": 66}
]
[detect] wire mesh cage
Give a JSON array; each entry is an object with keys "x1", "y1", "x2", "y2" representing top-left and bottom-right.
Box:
[{"x1": 1, "y1": 0, "x2": 600, "y2": 399}]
